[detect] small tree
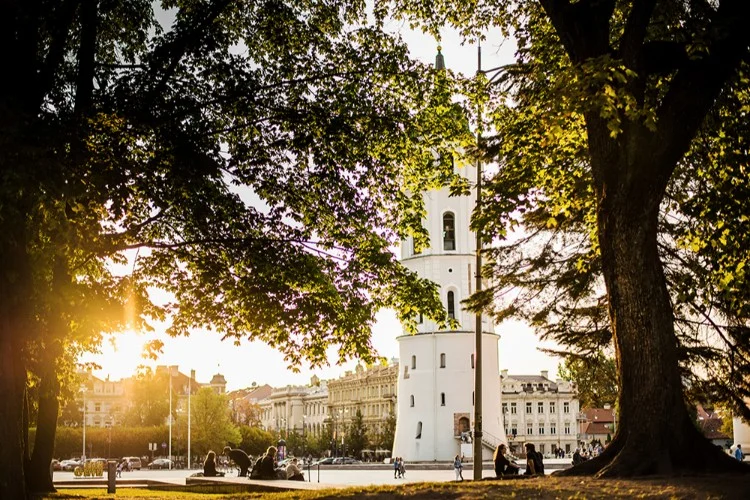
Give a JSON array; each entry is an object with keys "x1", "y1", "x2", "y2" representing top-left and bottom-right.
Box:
[
  {"x1": 185, "y1": 388, "x2": 240, "y2": 456},
  {"x1": 345, "y1": 409, "x2": 369, "y2": 459}
]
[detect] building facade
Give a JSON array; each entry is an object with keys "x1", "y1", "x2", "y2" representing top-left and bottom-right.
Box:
[
  {"x1": 501, "y1": 370, "x2": 579, "y2": 456},
  {"x1": 326, "y1": 362, "x2": 398, "y2": 448},
  {"x1": 392, "y1": 157, "x2": 505, "y2": 461}
]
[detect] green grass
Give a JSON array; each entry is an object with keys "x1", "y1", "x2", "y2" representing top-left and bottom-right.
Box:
[{"x1": 43, "y1": 475, "x2": 750, "y2": 499}]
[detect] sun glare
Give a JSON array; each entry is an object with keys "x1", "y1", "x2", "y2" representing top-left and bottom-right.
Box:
[{"x1": 96, "y1": 330, "x2": 148, "y2": 379}]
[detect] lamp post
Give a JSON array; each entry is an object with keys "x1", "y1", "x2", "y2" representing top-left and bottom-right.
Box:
[
  {"x1": 81, "y1": 385, "x2": 87, "y2": 462},
  {"x1": 167, "y1": 366, "x2": 176, "y2": 470},
  {"x1": 188, "y1": 369, "x2": 193, "y2": 470}
]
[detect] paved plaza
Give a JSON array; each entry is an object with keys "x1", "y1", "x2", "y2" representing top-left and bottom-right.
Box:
[{"x1": 53, "y1": 459, "x2": 572, "y2": 489}]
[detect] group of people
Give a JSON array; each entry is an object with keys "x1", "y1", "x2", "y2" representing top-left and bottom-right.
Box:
[
  {"x1": 492, "y1": 443, "x2": 544, "y2": 477},
  {"x1": 202, "y1": 446, "x2": 305, "y2": 481},
  {"x1": 392, "y1": 457, "x2": 406, "y2": 478}
]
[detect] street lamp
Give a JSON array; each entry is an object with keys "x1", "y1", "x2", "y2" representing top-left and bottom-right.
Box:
[
  {"x1": 167, "y1": 366, "x2": 176, "y2": 470},
  {"x1": 80, "y1": 384, "x2": 87, "y2": 462},
  {"x1": 188, "y1": 369, "x2": 194, "y2": 470}
]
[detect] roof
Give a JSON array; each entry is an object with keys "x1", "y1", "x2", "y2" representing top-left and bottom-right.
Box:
[
  {"x1": 244, "y1": 384, "x2": 273, "y2": 402},
  {"x1": 504, "y1": 375, "x2": 559, "y2": 392},
  {"x1": 582, "y1": 408, "x2": 615, "y2": 423},
  {"x1": 583, "y1": 421, "x2": 613, "y2": 436},
  {"x1": 698, "y1": 414, "x2": 731, "y2": 440}
]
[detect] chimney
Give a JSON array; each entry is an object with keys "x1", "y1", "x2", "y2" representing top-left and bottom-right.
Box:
[{"x1": 541, "y1": 370, "x2": 549, "y2": 380}]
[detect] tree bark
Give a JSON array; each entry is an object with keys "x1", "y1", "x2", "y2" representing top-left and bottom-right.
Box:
[
  {"x1": 27, "y1": 362, "x2": 61, "y2": 494},
  {"x1": 0, "y1": 328, "x2": 29, "y2": 499}
]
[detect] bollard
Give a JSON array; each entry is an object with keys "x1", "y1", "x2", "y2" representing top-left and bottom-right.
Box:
[{"x1": 107, "y1": 460, "x2": 117, "y2": 494}]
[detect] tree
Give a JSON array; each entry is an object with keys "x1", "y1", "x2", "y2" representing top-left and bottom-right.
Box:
[
  {"x1": 1, "y1": 1, "x2": 467, "y2": 497},
  {"x1": 385, "y1": 0, "x2": 750, "y2": 476},
  {"x1": 558, "y1": 352, "x2": 618, "y2": 409},
  {"x1": 184, "y1": 388, "x2": 240, "y2": 457},
  {"x1": 238, "y1": 425, "x2": 275, "y2": 457},
  {"x1": 345, "y1": 409, "x2": 368, "y2": 458},
  {"x1": 120, "y1": 368, "x2": 170, "y2": 427},
  {"x1": 378, "y1": 411, "x2": 397, "y2": 454}
]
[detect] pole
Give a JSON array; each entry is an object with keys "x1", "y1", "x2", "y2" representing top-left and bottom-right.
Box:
[
  {"x1": 188, "y1": 369, "x2": 193, "y2": 469},
  {"x1": 473, "y1": 40, "x2": 484, "y2": 480},
  {"x1": 168, "y1": 368, "x2": 172, "y2": 470},
  {"x1": 82, "y1": 387, "x2": 86, "y2": 461}
]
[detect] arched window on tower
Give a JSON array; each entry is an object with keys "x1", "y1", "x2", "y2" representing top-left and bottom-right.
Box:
[
  {"x1": 447, "y1": 291, "x2": 455, "y2": 319},
  {"x1": 440, "y1": 392, "x2": 446, "y2": 406},
  {"x1": 440, "y1": 353, "x2": 446, "y2": 368},
  {"x1": 443, "y1": 212, "x2": 456, "y2": 250},
  {"x1": 410, "y1": 395, "x2": 415, "y2": 407},
  {"x1": 416, "y1": 421, "x2": 422, "y2": 439},
  {"x1": 411, "y1": 355, "x2": 417, "y2": 369}
]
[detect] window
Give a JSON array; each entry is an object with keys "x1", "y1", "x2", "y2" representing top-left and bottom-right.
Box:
[
  {"x1": 527, "y1": 423, "x2": 533, "y2": 435},
  {"x1": 502, "y1": 403, "x2": 508, "y2": 414},
  {"x1": 538, "y1": 402, "x2": 544, "y2": 414},
  {"x1": 510, "y1": 403, "x2": 517, "y2": 414},
  {"x1": 540, "y1": 444, "x2": 545, "y2": 454},
  {"x1": 410, "y1": 395, "x2": 415, "y2": 407},
  {"x1": 441, "y1": 393, "x2": 446, "y2": 406},
  {"x1": 511, "y1": 424, "x2": 517, "y2": 436},
  {"x1": 550, "y1": 402, "x2": 556, "y2": 414},
  {"x1": 447, "y1": 291, "x2": 455, "y2": 319},
  {"x1": 440, "y1": 353, "x2": 446, "y2": 368},
  {"x1": 565, "y1": 444, "x2": 571, "y2": 453},
  {"x1": 563, "y1": 402, "x2": 570, "y2": 414},
  {"x1": 550, "y1": 425, "x2": 557, "y2": 435},
  {"x1": 539, "y1": 425, "x2": 545, "y2": 435},
  {"x1": 416, "y1": 421, "x2": 422, "y2": 439},
  {"x1": 472, "y1": 391, "x2": 475, "y2": 406},
  {"x1": 95, "y1": 403, "x2": 101, "y2": 412},
  {"x1": 412, "y1": 238, "x2": 420, "y2": 256},
  {"x1": 526, "y1": 402, "x2": 532, "y2": 414},
  {"x1": 564, "y1": 424, "x2": 571, "y2": 435},
  {"x1": 418, "y1": 313, "x2": 423, "y2": 324},
  {"x1": 443, "y1": 212, "x2": 456, "y2": 250},
  {"x1": 411, "y1": 355, "x2": 416, "y2": 369},
  {"x1": 471, "y1": 354, "x2": 474, "y2": 369}
]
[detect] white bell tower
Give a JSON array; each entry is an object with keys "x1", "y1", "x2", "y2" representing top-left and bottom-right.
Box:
[{"x1": 392, "y1": 127, "x2": 505, "y2": 460}]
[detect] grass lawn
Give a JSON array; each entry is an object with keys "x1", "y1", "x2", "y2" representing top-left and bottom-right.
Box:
[{"x1": 43, "y1": 475, "x2": 750, "y2": 499}]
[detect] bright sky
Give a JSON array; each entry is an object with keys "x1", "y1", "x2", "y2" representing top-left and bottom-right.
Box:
[{"x1": 80, "y1": 18, "x2": 562, "y2": 392}]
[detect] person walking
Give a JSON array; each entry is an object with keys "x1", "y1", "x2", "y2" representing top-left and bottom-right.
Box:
[
  {"x1": 453, "y1": 454, "x2": 464, "y2": 481},
  {"x1": 393, "y1": 457, "x2": 400, "y2": 479},
  {"x1": 735, "y1": 444, "x2": 744, "y2": 461}
]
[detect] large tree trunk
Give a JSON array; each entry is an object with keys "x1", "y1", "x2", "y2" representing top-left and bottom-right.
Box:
[
  {"x1": 559, "y1": 164, "x2": 748, "y2": 477},
  {"x1": 27, "y1": 365, "x2": 60, "y2": 494},
  {"x1": 0, "y1": 331, "x2": 28, "y2": 499}
]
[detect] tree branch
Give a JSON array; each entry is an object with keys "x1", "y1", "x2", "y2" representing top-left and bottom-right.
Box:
[
  {"x1": 649, "y1": 0, "x2": 750, "y2": 192},
  {"x1": 620, "y1": 0, "x2": 657, "y2": 69}
]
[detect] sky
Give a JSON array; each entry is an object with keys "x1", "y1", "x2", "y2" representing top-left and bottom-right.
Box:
[{"x1": 80, "y1": 16, "x2": 563, "y2": 392}]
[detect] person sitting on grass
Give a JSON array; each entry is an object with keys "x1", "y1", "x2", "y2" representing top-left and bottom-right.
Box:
[
  {"x1": 493, "y1": 444, "x2": 520, "y2": 477},
  {"x1": 257, "y1": 446, "x2": 278, "y2": 479},
  {"x1": 523, "y1": 443, "x2": 544, "y2": 475},
  {"x1": 203, "y1": 450, "x2": 224, "y2": 477},
  {"x1": 285, "y1": 457, "x2": 305, "y2": 481},
  {"x1": 223, "y1": 446, "x2": 251, "y2": 477}
]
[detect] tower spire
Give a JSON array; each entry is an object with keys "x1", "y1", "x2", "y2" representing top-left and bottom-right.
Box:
[{"x1": 435, "y1": 45, "x2": 445, "y2": 70}]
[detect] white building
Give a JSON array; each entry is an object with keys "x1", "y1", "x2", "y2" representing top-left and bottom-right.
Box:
[
  {"x1": 392, "y1": 141, "x2": 504, "y2": 460},
  {"x1": 500, "y1": 370, "x2": 579, "y2": 456}
]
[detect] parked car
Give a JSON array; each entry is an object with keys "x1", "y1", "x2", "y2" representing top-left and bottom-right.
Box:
[
  {"x1": 122, "y1": 456, "x2": 142, "y2": 470},
  {"x1": 332, "y1": 457, "x2": 361, "y2": 465},
  {"x1": 50, "y1": 459, "x2": 61, "y2": 471},
  {"x1": 313, "y1": 457, "x2": 335, "y2": 465},
  {"x1": 60, "y1": 459, "x2": 81, "y2": 471},
  {"x1": 148, "y1": 458, "x2": 172, "y2": 470}
]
